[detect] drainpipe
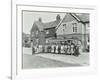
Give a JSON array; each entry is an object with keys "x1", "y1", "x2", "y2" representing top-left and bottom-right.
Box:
[{"x1": 83, "y1": 23, "x2": 87, "y2": 52}]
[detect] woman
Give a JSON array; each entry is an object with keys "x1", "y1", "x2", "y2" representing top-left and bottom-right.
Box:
[
  {"x1": 61, "y1": 45, "x2": 65, "y2": 54},
  {"x1": 54, "y1": 45, "x2": 56, "y2": 53},
  {"x1": 64, "y1": 44, "x2": 68, "y2": 55},
  {"x1": 67, "y1": 44, "x2": 71, "y2": 55},
  {"x1": 32, "y1": 46, "x2": 35, "y2": 54},
  {"x1": 70, "y1": 43, "x2": 75, "y2": 55},
  {"x1": 35, "y1": 46, "x2": 38, "y2": 53},
  {"x1": 58, "y1": 45, "x2": 61, "y2": 54},
  {"x1": 44, "y1": 45, "x2": 47, "y2": 53},
  {"x1": 55, "y1": 45, "x2": 58, "y2": 53},
  {"x1": 39, "y1": 45, "x2": 42, "y2": 53},
  {"x1": 51, "y1": 45, "x2": 54, "y2": 53},
  {"x1": 77, "y1": 40, "x2": 82, "y2": 54},
  {"x1": 42, "y1": 45, "x2": 44, "y2": 53},
  {"x1": 73, "y1": 45, "x2": 80, "y2": 56}
]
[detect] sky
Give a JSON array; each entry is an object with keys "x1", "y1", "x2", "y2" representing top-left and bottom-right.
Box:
[{"x1": 23, "y1": 11, "x2": 66, "y2": 34}]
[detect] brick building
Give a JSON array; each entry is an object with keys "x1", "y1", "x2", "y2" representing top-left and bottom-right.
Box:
[
  {"x1": 56, "y1": 13, "x2": 90, "y2": 51},
  {"x1": 30, "y1": 15, "x2": 61, "y2": 46}
]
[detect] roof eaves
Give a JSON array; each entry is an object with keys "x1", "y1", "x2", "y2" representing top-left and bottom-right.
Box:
[
  {"x1": 70, "y1": 13, "x2": 81, "y2": 22},
  {"x1": 71, "y1": 13, "x2": 89, "y2": 23}
]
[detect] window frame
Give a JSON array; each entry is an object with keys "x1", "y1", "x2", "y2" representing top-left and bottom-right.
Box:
[{"x1": 72, "y1": 23, "x2": 77, "y2": 32}]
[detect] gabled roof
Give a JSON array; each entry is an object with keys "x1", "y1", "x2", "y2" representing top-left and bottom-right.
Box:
[
  {"x1": 61, "y1": 13, "x2": 77, "y2": 23},
  {"x1": 56, "y1": 13, "x2": 89, "y2": 30},
  {"x1": 60, "y1": 13, "x2": 89, "y2": 23},
  {"x1": 75, "y1": 13, "x2": 89, "y2": 22},
  {"x1": 31, "y1": 13, "x2": 89, "y2": 32},
  {"x1": 22, "y1": 32, "x2": 30, "y2": 39},
  {"x1": 31, "y1": 20, "x2": 60, "y2": 32},
  {"x1": 44, "y1": 20, "x2": 60, "y2": 29},
  {"x1": 34, "y1": 21, "x2": 45, "y2": 31},
  {"x1": 31, "y1": 21, "x2": 45, "y2": 32}
]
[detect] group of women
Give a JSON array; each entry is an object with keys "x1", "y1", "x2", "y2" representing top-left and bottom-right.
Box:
[{"x1": 32, "y1": 41, "x2": 81, "y2": 56}]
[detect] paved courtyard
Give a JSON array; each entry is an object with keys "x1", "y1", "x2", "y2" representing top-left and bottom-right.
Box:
[
  {"x1": 36, "y1": 53, "x2": 89, "y2": 66},
  {"x1": 23, "y1": 47, "x2": 89, "y2": 69},
  {"x1": 23, "y1": 54, "x2": 81, "y2": 69}
]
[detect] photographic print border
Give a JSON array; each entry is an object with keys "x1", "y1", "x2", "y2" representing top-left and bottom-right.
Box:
[{"x1": 11, "y1": 2, "x2": 97, "y2": 80}]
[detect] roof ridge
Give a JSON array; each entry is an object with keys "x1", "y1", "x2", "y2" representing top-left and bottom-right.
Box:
[{"x1": 70, "y1": 13, "x2": 81, "y2": 22}]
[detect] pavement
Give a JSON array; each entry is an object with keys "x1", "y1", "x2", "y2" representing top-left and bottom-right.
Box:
[
  {"x1": 23, "y1": 47, "x2": 89, "y2": 69},
  {"x1": 36, "y1": 53, "x2": 89, "y2": 66},
  {"x1": 23, "y1": 54, "x2": 81, "y2": 69}
]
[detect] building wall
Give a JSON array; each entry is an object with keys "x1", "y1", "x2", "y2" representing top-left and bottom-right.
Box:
[
  {"x1": 31, "y1": 25, "x2": 46, "y2": 46},
  {"x1": 38, "y1": 31, "x2": 46, "y2": 45},
  {"x1": 45, "y1": 28, "x2": 56, "y2": 38},
  {"x1": 56, "y1": 20, "x2": 89, "y2": 51},
  {"x1": 56, "y1": 20, "x2": 89, "y2": 39},
  {"x1": 31, "y1": 24, "x2": 40, "y2": 38},
  {"x1": 56, "y1": 20, "x2": 83, "y2": 35}
]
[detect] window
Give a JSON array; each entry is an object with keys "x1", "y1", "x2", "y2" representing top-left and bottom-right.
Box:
[
  {"x1": 72, "y1": 23, "x2": 77, "y2": 32},
  {"x1": 63, "y1": 24, "x2": 66, "y2": 27},
  {"x1": 32, "y1": 32, "x2": 34, "y2": 37},
  {"x1": 46, "y1": 30, "x2": 49, "y2": 34},
  {"x1": 63, "y1": 24, "x2": 67, "y2": 29}
]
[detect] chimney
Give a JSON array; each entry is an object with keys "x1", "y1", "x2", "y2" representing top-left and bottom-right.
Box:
[
  {"x1": 38, "y1": 17, "x2": 42, "y2": 22},
  {"x1": 56, "y1": 14, "x2": 61, "y2": 21}
]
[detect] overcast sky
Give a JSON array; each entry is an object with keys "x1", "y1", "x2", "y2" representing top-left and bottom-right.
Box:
[{"x1": 23, "y1": 11, "x2": 66, "y2": 34}]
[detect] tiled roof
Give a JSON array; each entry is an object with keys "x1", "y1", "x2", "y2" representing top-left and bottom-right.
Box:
[
  {"x1": 61, "y1": 13, "x2": 76, "y2": 23},
  {"x1": 31, "y1": 13, "x2": 89, "y2": 32},
  {"x1": 43, "y1": 20, "x2": 60, "y2": 29},
  {"x1": 75, "y1": 13, "x2": 89, "y2": 22},
  {"x1": 31, "y1": 20, "x2": 60, "y2": 31},
  {"x1": 34, "y1": 21, "x2": 45, "y2": 31},
  {"x1": 61, "y1": 13, "x2": 89, "y2": 23},
  {"x1": 56, "y1": 13, "x2": 89, "y2": 30}
]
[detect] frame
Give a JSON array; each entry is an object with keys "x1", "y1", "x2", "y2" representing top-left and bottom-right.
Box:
[{"x1": 11, "y1": 0, "x2": 97, "y2": 80}]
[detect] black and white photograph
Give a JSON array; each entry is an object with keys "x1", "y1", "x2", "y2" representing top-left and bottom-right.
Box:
[
  {"x1": 22, "y1": 11, "x2": 90, "y2": 69},
  {"x1": 10, "y1": 1, "x2": 97, "y2": 80}
]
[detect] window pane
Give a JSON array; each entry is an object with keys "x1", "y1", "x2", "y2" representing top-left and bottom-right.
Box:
[
  {"x1": 63, "y1": 24, "x2": 66, "y2": 26},
  {"x1": 72, "y1": 23, "x2": 77, "y2": 32}
]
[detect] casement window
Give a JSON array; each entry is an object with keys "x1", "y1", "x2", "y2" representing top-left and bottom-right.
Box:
[{"x1": 72, "y1": 23, "x2": 77, "y2": 32}]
